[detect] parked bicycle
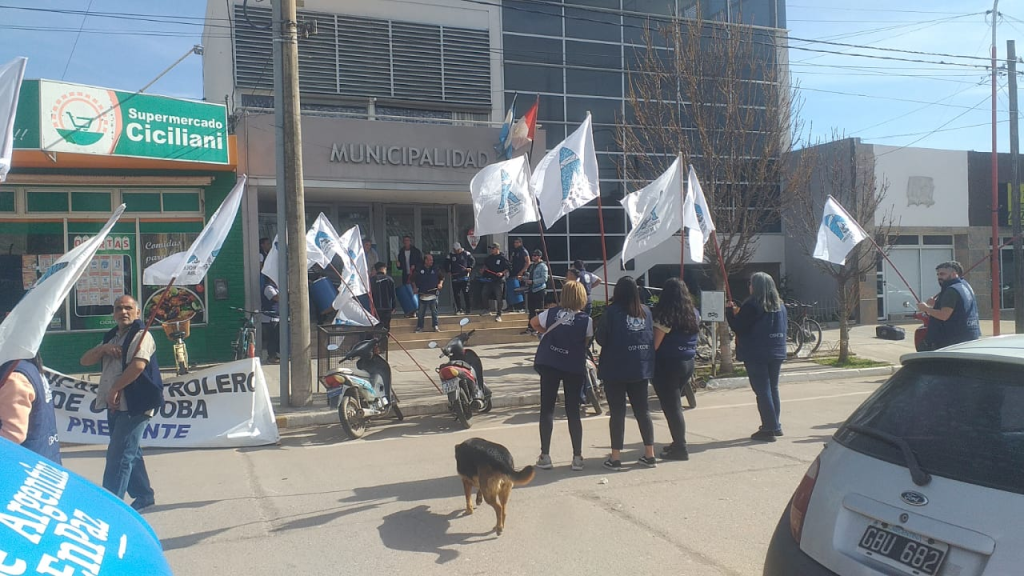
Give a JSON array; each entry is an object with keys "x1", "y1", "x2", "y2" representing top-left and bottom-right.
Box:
[
  {"x1": 230, "y1": 307, "x2": 262, "y2": 360},
  {"x1": 785, "y1": 301, "x2": 823, "y2": 358}
]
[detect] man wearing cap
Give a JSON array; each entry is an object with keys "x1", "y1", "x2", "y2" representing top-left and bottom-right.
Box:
[
  {"x1": 447, "y1": 242, "x2": 475, "y2": 315},
  {"x1": 524, "y1": 249, "x2": 549, "y2": 324},
  {"x1": 480, "y1": 242, "x2": 511, "y2": 322},
  {"x1": 572, "y1": 259, "x2": 603, "y2": 316},
  {"x1": 509, "y1": 238, "x2": 531, "y2": 313}
]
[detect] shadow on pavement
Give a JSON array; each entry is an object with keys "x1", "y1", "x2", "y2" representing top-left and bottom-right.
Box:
[{"x1": 377, "y1": 505, "x2": 497, "y2": 564}]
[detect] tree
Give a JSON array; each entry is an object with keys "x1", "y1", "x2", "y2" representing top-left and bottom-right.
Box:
[
  {"x1": 617, "y1": 14, "x2": 812, "y2": 372},
  {"x1": 784, "y1": 133, "x2": 896, "y2": 363}
]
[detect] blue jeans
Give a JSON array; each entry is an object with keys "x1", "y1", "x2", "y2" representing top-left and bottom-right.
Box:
[
  {"x1": 744, "y1": 360, "x2": 784, "y2": 432},
  {"x1": 103, "y1": 411, "x2": 154, "y2": 501},
  {"x1": 416, "y1": 298, "x2": 438, "y2": 329}
]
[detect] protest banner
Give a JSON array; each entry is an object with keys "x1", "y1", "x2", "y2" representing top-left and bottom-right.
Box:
[{"x1": 44, "y1": 358, "x2": 279, "y2": 449}]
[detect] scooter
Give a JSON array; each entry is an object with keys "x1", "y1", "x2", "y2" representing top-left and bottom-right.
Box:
[
  {"x1": 428, "y1": 318, "x2": 491, "y2": 429},
  {"x1": 322, "y1": 332, "x2": 403, "y2": 439}
]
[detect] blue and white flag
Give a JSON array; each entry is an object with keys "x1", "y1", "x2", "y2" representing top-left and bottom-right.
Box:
[
  {"x1": 0, "y1": 204, "x2": 125, "y2": 366},
  {"x1": 530, "y1": 113, "x2": 600, "y2": 229},
  {"x1": 332, "y1": 286, "x2": 377, "y2": 326},
  {"x1": 260, "y1": 234, "x2": 281, "y2": 285},
  {"x1": 470, "y1": 155, "x2": 539, "y2": 236},
  {"x1": 813, "y1": 196, "x2": 869, "y2": 266},
  {"x1": 0, "y1": 439, "x2": 173, "y2": 575},
  {"x1": 143, "y1": 174, "x2": 247, "y2": 285},
  {"x1": 682, "y1": 165, "x2": 715, "y2": 262},
  {"x1": 0, "y1": 56, "x2": 27, "y2": 182},
  {"x1": 337, "y1": 224, "x2": 369, "y2": 297},
  {"x1": 495, "y1": 93, "x2": 517, "y2": 160},
  {"x1": 620, "y1": 156, "x2": 683, "y2": 266},
  {"x1": 305, "y1": 212, "x2": 343, "y2": 271}
]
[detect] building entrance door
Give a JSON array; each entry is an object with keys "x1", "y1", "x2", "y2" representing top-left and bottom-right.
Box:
[{"x1": 383, "y1": 205, "x2": 455, "y2": 309}]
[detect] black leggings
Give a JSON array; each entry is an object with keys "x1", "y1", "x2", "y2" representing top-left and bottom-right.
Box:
[
  {"x1": 652, "y1": 357, "x2": 695, "y2": 448},
  {"x1": 538, "y1": 365, "x2": 584, "y2": 456},
  {"x1": 605, "y1": 379, "x2": 654, "y2": 450}
]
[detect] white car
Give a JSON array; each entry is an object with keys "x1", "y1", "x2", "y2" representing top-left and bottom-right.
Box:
[{"x1": 764, "y1": 336, "x2": 1024, "y2": 576}]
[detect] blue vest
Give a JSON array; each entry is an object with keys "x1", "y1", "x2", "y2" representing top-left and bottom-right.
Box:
[
  {"x1": 103, "y1": 320, "x2": 165, "y2": 416},
  {"x1": 598, "y1": 305, "x2": 655, "y2": 382},
  {"x1": 260, "y1": 276, "x2": 279, "y2": 318},
  {"x1": 534, "y1": 307, "x2": 590, "y2": 375},
  {"x1": 657, "y1": 310, "x2": 701, "y2": 362},
  {"x1": 414, "y1": 265, "x2": 441, "y2": 295},
  {"x1": 927, "y1": 278, "x2": 982, "y2": 347},
  {"x1": 4, "y1": 361, "x2": 61, "y2": 464},
  {"x1": 735, "y1": 303, "x2": 788, "y2": 363}
]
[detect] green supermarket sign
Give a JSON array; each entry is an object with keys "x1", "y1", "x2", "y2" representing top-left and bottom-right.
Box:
[{"x1": 14, "y1": 79, "x2": 229, "y2": 164}]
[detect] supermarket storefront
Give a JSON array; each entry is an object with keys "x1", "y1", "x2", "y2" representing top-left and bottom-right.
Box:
[{"x1": 2, "y1": 79, "x2": 241, "y2": 373}]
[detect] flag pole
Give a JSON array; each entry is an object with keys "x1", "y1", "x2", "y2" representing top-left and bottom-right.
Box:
[
  {"x1": 965, "y1": 232, "x2": 1022, "y2": 275},
  {"x1": 588, "y1": 111, "x2": 611, "y2": 304},
  {"x1": 526, "y1": 123, "x2": 553, "y2": 298},
  {"x1": 678, "y1": 153, "x2": 686, "y2": 281},
  {"x1": 329, "y1": 262, "x2": 442, "y2": 395},
  {"x1": 865, "y1": 235, "x2": 921, "y2": 304},
  {"x1": 130, "y1": 277, "x2": 177, "y2": 361}
]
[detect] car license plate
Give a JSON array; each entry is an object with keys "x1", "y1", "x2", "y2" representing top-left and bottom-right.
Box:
[
  {"x1": 857, "y1": 523, "x2": 948, "y2": 576},
  {"x1": 441, "y1": 378, "x2": 460, "y2": 394}
]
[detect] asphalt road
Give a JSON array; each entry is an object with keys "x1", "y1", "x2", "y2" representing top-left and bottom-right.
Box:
[{"x1": 60, "y1": 376, "x2": 888, "y2": 576}]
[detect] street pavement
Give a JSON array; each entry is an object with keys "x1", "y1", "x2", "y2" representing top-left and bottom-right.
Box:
[{"x1": 60, "y1": 375, "x2": 888, "y2": 576}]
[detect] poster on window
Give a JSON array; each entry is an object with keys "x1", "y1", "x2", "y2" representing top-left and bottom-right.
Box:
[
  {"x1": 140, "y1": 232, "x2": 205, "y2": 326},
  {"x1": 69, "y1": 233, "x2": 134, "y2": 331}
]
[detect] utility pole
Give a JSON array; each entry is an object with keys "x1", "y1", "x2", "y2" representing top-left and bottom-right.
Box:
[
  {"x1": 1010, "y1": 40, "x2": 1024, "y2": 333},
  {"x1": 990, "y1": 1, "x2": 1003, "y2": 335},
  {"x1": 272, "y1": 0, "x2": 289, "y2": 405},
  {"x1": 277, "y1": 0, "x2": 312, "y2": 406}
]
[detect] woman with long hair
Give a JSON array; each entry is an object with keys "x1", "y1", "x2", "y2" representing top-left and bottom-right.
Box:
[
  {"x1": 651, "y1": 278, "x2": 700, "y2": 460},
  {"x1": 726, "y1": 272, "x2": 788, "y2": 442},
  {"x1": 595, "y1": 276, "x2": 657, "y2": 470},
  {"x1": 529, "y1": 281, "x2": 593, "y2": 471}
]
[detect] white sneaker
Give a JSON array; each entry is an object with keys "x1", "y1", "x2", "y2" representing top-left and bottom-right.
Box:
[
  {"x1": 536, "y1": 454, "x2": 553, "y2": 469},
  {"x1": 571, "y1": 455, "x2": 584, "y2": 471},
  {"x1": 494, "y1": 316, "x2": 502, "y2": 322}
]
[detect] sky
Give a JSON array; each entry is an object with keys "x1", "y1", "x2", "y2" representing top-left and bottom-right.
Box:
[{"x1": 1, "y1": 0, "x2": 1022, "y2": 153}]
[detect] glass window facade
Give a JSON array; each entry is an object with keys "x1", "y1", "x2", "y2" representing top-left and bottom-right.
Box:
[{"x1": 502, "y1": 0, "x2": 786, "y2": 283}]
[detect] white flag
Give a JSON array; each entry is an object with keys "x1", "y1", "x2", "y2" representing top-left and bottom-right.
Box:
[
  {"x1": 530, "y1": 113, "x2": 600, "y2": 229},
  {"x1": 470, "y1": 155, "x2": 539, "y2": 236},
  {"x1": 260, "y1": 234, "x2": 281, "y2": 285},
  {"x1": 306, "y1": 213, "x2": 344, "y2": 270},
  {"x1": 0, "y1": 205, "x2": 125, "y2": 366},
  {"x1": 0, "y1": 57, "x2": 27, "y2": 182},
  {"x1": 682, "y1": 165, "x2": 716, "y2": 262},
  {"x1": 331, "y1": 288, "x2": 377, "y2": 327},
  {"x1": 620, "y1": 157, "x2": 684, "y2": 266},
  {"x1": 143, "y1": 175, "x2": 247, "y2": 285},
  {"x1": 337, "y1": 225, "x2": 369, "y2": 297},
  {"x1": 813, "y1": 196, "x2": 869, "y2": 266}
]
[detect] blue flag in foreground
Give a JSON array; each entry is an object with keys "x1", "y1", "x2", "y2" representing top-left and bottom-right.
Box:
[{"x1": 0, "y1": 440, "x2": 173, "y2": 575}]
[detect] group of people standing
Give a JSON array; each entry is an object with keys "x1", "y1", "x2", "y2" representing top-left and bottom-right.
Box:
[{"x1": 530, "y1": 271, "x2": 792, "y2": 470}]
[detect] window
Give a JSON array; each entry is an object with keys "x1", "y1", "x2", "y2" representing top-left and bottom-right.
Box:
[
  {"x1": 565, "y1": 7, "x2": 621, "y2": 42},
  {"x1": 503, "y1": 0, "x2": 563, "y2": 36},
  {"x1": 569, "y1": 206, "x2": 626, "y2": 234},
  {"x1": 566, "y1": 69, "x2": 623, "y2": 97},
  {"x1": 505, "y1": 64, "x2": 564, "y2": 94},
  {"x1": 71, "y1": 192, "x2": 111, "y2": 212},
  {"x1": 836, "y1": 359, "x2": 1024, "y2": 495},
  {"x1": 27, "y1": 191, "x2": 69, "y2": 213},
  {"x1": 567, "y1": 96, "x2": 623, "y2": 124},
  {"x1": 923, "y1": 235, "x2": 954, "y2": 246},
  {"x1": 503, "y1": 34, "x2": 563, "y2": 66},
  {"x1": 565, "y1": 40, "x2": 622, "y2": 69},
  {"x1": 0, "y1": 221, "x2": 66, "y2": 330},
  {"x1": 0, "y1": 191, "x2": 13, "y2": 212}
]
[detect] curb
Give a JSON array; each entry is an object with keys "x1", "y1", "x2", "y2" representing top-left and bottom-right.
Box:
[
  {"x1": 705, "y1": 365, "x2": 897, "y2": 390},
  {"x1": 275, "y1": 391, "x2": 544, "y2": 429},
  {"x1": 273, "y1": 365, "x2": 898, "y2": 429}
]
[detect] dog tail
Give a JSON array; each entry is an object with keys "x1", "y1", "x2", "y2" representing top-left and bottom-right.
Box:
[{"x1": 512, "y1": 465, "x2": 535, "y2": 486}]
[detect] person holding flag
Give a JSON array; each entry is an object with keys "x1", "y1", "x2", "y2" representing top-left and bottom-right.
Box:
[{"x1": 918, "y1": 261, "x2": 981, "y2": 350}]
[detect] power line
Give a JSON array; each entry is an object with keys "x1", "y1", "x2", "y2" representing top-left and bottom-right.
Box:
[
  {"x1": 59, "y1": 0, "x2": 94, "y2": 81},
  {"x1": 874, "y1": 93, "x2": 992, "y2": 154},
  {"x1": 787, "y1": 5, "x2": 971, "y2": 16},
  {"x1": 848, "y1": 82, "x2": 986, "y2": 137},
  {"x1": 795, "y1": 85, "x2": 997, "y2": 111}
]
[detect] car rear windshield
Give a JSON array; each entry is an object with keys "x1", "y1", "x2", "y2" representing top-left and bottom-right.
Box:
[{"x1": 835, "y1": 359, "x2": 1024, "y2": 495}]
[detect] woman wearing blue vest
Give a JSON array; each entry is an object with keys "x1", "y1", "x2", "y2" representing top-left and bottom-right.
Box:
[
  {"x1": 726, "y1": 272, "x2": 788, "y2": 442},
  {"x1": 529, "y1": 281, "x2": 592, "y2": 471},
  {"x1": 0, "y1": 354, "x2": 61, "y2": 464},
  {"x1": 652, "y1": 278, "x2": 700, "y2": 461},
  {"x1": 596, "y1": 276, "x2": 657, "y2": 470}
]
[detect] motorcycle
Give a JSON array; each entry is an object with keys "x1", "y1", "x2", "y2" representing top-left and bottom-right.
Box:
[
  {"x1": 428, "y1": 318, "x2": 491, "y2": 429},
  {"x1": 322, "y1": 332, "x2": 403, "y2": 439}
]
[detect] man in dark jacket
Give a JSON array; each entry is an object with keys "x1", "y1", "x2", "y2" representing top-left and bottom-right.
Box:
[
  {"x1": 79, "y1": 295, "x2": 163, "y2": 511},
  {"x1": 479, "y1": 242, "x2": 511, "y2": 322},
  {"x1": 413, "y1": 253, "x2": 444, "y2": 332},
  {"x1": 919, "y1": 261, "x2": 981, "y2": 349},
  {"x1": 370, "y1": 262, "x2": 397, "y2": 331},
  {"x1": 395, "y1": 235, "x2": 423, "y2": 286},
  {"x1": 447, "y1": 242, "x2": 475, "y2": 315}
]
